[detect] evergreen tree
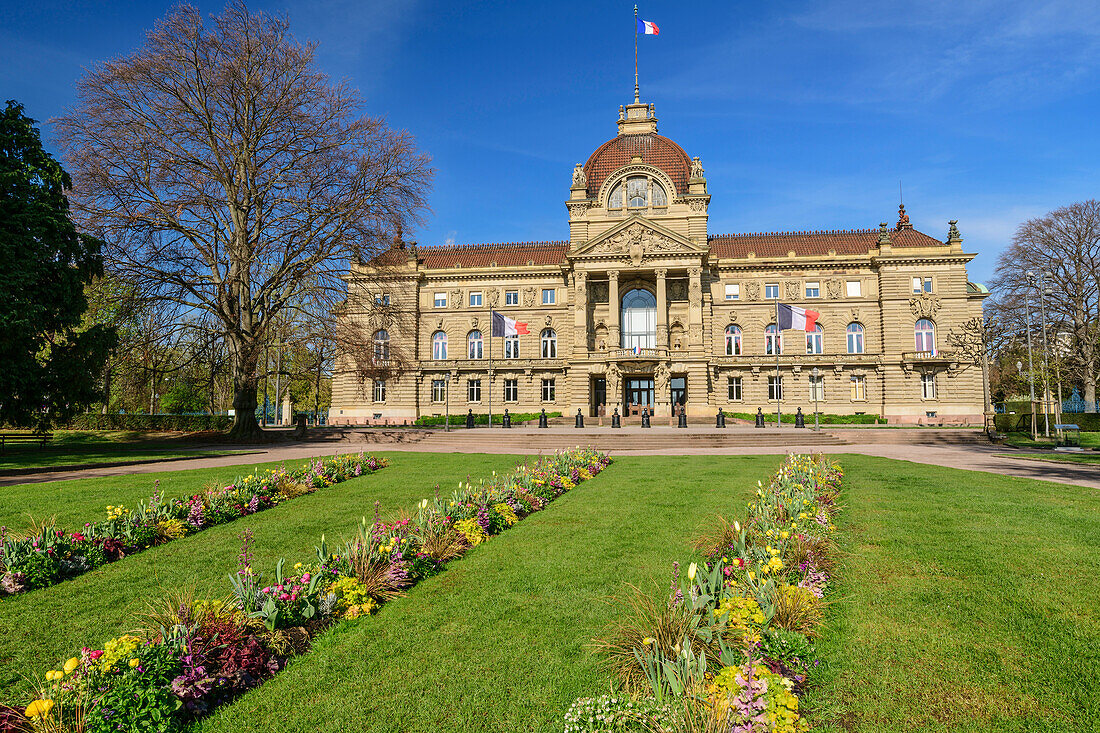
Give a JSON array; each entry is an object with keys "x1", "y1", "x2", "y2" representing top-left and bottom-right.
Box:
[{"x1": 0, "y1": 101, "x2": 115, "y2": 427}]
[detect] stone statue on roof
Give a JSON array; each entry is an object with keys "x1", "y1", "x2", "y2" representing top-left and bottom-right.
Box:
[
  {"x1": 690, "y1": 156, "x2": 705, "y2": 179},
  {"x1": 572, "y1": 164, "x2": 587, "y2": 188}
]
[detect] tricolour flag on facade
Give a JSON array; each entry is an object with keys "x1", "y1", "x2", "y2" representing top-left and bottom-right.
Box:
[
  {"x1": 637, "y1": 19, "x2": 659, "y2": 35},
  {"x1": 777, "y1": 303, "x2": 820, "y2": 331},
  {"x1": 491, "y1": 311, "x2": 529, "y2": 337}
]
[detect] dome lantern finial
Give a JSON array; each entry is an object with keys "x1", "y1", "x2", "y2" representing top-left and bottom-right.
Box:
[{"x1": 617, "y1": 99, "x2": 658, "y2": 136}]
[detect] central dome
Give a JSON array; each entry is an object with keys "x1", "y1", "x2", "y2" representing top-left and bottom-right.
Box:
[{"x1": 582, "y1": 132, "x2": 692, "y2": 199}]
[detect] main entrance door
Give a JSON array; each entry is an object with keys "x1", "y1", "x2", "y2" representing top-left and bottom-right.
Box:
[
  {"x1": 591, "y1": 377, "x2": 607, "y2": 417},
  {"x1": 624, "y1": 377, "x2": 654, "y2": 415}
]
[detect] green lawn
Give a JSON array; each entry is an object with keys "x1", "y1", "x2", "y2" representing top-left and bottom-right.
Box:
[
  {"x1": 0, "y1": 430, "x2": 243, "y2": 472},
  {"x1": 804, "y1": 457, "x2": 1100, "y2": 733},
  {"x1": 0, "y1": 452, "x2": 525, "y2": 696},
  {"x1": 2, "y1": 453, "x2": 1097, "y2": 732},
  {"x1": 1002, "y1": 430, "x2": 1100, "y2": 450},
  {"x1": 993, "y1": 452, "x2": 1100, "y2": 465}
]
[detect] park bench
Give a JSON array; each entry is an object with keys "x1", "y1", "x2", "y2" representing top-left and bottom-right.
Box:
[{"x1": 0, "y1": 432, "x2": 54, "y2": 454}]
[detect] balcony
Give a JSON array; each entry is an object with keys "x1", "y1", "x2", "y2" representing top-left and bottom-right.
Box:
[
  {"x1": 901, "y1": 350, "x2": 955, "y2": 365},
  {"x1": 608, "y1": 347, "x2": 669, "y2": 360}
]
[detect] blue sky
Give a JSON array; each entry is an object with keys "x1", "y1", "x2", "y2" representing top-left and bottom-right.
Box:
[{"x1": 3, "y1": 1, "x2": 1099, "y2": 283}]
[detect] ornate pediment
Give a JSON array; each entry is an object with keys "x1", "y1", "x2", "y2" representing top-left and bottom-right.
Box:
[{"x1": 573, "y1": 216, "x2": 706, "y2": 266}]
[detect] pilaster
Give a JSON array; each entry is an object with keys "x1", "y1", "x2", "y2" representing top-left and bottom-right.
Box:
[
  {"x1": 608, "y1": 270, "x2": 621, "y2": 347},
  {"x1": 655, "y1": 268, "x2": 668, "y2": 347}
]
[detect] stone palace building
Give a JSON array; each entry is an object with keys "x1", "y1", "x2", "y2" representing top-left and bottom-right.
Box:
[{"x1": 331, "y1": 98, "x2": 988, "y2": 425}]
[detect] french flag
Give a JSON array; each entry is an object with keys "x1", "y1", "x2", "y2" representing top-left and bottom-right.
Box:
[
  {"x1": 637, "y1": 19, "x2": 659, "y2": 35},
  {"x1": 777, "y1": 303, "x2": 820, "y2": 331},
  {"x1": 491, "y1": 311, "x2": 529, "y2": 337}
]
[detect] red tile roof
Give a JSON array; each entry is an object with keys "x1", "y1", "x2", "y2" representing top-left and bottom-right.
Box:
[
  {"x1": 416, "y1": 241, "x2": 570, "y2": 269},
  {"x1": 708, "y1": 227, "x2": 944, "y2": 258},
  {"x1": 583, "y1": 133, "x2": 692, "y2": 198}
]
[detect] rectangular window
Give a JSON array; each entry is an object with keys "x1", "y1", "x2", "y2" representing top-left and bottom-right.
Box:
[
  {"x1": 433, "y1": 292, "x2": 447, "y2": 308},
  {"x1": 727, "y1": 377, "x2": 743, "y2": 401},
  {"x1": 504, "y1": 379, "x2": 518, "y2": 402},
  {"x1": 724, "y1": 283, "x2": 740, "y2": 301},
  {"x1": 809, "y1": 375, "x2": 825, "y2": 401},
  {"x1": 469, "y1": 291, "x2": 482, "y2": 307},
  {"x1": 542, "y1": 378, "x2": 556, "y2": 402},
  {"x1": 765, "y1": 283, "x2": 779, "y2": 299},
  {"x1": 850, "y1": 375, "x2": 866, "y2": 401},
  {"x1": 373, "y1": 380, "x2": 386, "y2": 402},
  {"x1": 768, "y1": 375, "x2": 783, "y2": 401},
  {"x1": 846, "y1": 280, "x2": 862, "y2": 297},
  {"x1": 505, "y1": 290, "x2": 519, "y2": 305},
  {"x1": 805, "y1": 281, "x2": 820, "y2": 298},
  {"x1": 431, "y1": 379, "x2": 446, "y2": 402},
  {"x1": 921, "y1": 373, "x2": 936, "y2": 399},
  {"x1": 467, "y1": 379, "x2": 481, "y2": 403},
  {"x1": 374, "y1": 294, "x2": 390, "y2": 306},
  {"x1": 504, "y1": 335, "x2": 520, "y2": 359},
  {"x1": 912, "y1": 277, "x2": 933, "y2": 294},
  {"x1": 542, "y1": 288, "x2": 556, "y2": 305}
]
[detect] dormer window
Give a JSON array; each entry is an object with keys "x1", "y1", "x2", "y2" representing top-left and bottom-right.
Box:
[{"x1": 607, "y1": 174, "x2": 668, "y2": 211}]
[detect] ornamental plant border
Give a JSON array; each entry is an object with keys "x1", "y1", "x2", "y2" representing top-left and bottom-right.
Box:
[
  {"x1": 0, "y1": 453, "x2": 386, "y2": 598},
  {"x1": 566, "y1": 453, "x2": 844, "y2": 732},
  {"x1": 1, "y1": 448, "x2": 611, "y2": 731}
]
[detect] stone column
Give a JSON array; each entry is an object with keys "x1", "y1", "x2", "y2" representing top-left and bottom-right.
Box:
[
  {"x1": 688, "y1": 266, "x2": 703, "y2": 350},
  {"x1": 655, "y1": 268, "x2": 668, "y2": 349},
  {"x1": 572, "y1": 270, "x2": 588, "y2": 357},
  {"x1": 608, "y1": 270, "x2": 620, "y2": 349}
]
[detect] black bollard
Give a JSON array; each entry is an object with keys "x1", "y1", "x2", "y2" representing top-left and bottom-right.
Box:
[
  {"x1": 465, "y1": 409, "x2": 475, "y2": 429},
  {"x1": 502, "y1": 409, "x2": 511, "y2": 429},
  {"x1": 611, "y1": 407, "x2": 621, "y2": 428},
  {"x1": 795, "y1": 407, "x2": 805, "y2": 429},
  {"x1": 755, "y1": 407, "x2": 765, "y2": 428},
  {"x1": 677, "y1": 405, "x2": 688, "y2": 428},
  {"x1": 641, "y1": 407, "x2": 651, "y2": 428},
  {"x1": 716, "y1": 409, "x2": 726, "y2": 428},
  {"x1": 575, "y1": 408, "x2": 585, "y2": 428},
  {"x1": 538, "y1": 408, "x2": 548, "y2": 428}
]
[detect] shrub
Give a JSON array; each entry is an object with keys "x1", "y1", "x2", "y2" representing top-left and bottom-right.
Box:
[
  {"x1": 85, "y1": 641, "x2": 183, "y2": 733},
  {"x1": 760, "y1": 628, "x2": 815, "y2": 673},
  {"x1": 414, "y1": 411, "x2": 562, "y2": 427},
  {"x1": 68, "y1": 414, "x2": 232, "y2": 431}
]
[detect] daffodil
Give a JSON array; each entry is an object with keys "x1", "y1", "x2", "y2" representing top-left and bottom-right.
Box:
[
  {"x1": 25, "y1": 699, "x2": 54, "y2": 719},
  {"x1": 44, "y1": 670, "x2": 63, "y2": 681}
]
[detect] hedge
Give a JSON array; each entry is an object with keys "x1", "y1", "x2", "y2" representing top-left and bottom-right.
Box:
[
  {"x1": 414, "y1": 411, "x2": 562, "y2": 427},
  {"x1": 995, "y1": 412, "x2": 1100, "y2": 432},
  {"x1": 722, "y1": 411, "x2": 880, "y2": 425},
  {"x1": 68, "y1": 414, "x2": 233, "y2": 432}
]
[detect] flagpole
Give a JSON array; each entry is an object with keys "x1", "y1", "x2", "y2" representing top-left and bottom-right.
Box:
[
  {"x1": 488, "y1": 308, "x2": 493, "y2": 428},
  {"x1": 633, "y1": 5, "x2": 639, "y2": 102},
  {"x1": 775, "y1": 297, "x2": 781, "y2": 427}
]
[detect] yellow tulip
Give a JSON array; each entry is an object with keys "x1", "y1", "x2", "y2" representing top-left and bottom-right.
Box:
[
  {"x1": 128, "y1": 658, "x2": 140, "y2": 668},
  {"x1": 45, "y1": 670, "x2": 62, "y2": 681},
  {"x1": 687, "y1": 563, "x2": 698, "y2": 581},
  {"x1": 25, "y1": 699, "x2": 54, "y2": 719},
  {"x1": 63, "y1": 657, "x2": 80, "y2": 674}
]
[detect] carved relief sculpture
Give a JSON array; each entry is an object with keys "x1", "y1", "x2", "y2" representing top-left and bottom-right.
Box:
[
  {"x1": 826, "y1": 279, "x2": 842, "y2": 299},
  {"x1": 523, "y1": 287, "x2": 537, "y2": 308},
  {"x1": 654, "y1": 363, "x2": 671, "y2": 394},
  {"x1": 449, "y1": 289, "x2": 463, "y2": 309},
  {"x1": 744, "y1": 282, "x2": 760, "y2": 301},
  {"x1": 572, "y1": 163, "x2": 587, "y2": 188},
  {"x1": 486, "y1": 289, "x2": 499, "y2": 308},
  {"x1": 909, "y1": 294, "x2": 942, "y2": 319},
  {"x1": 784, "y1": 281, "x2": 800, "y2": 300}
]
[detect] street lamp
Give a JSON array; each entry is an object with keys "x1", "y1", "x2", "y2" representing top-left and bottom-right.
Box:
[
  {"x1": 811, "y1": 366, "x2": 820, "y2": 432},
  {"x1": 1023, "y1": 288, "x2": 1038, "y2": 440},
  {"x1": 1027, "y1": 271, "x2": 1052, "y2": 438}
]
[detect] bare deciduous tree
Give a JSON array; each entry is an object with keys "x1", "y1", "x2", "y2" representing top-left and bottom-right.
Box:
[
  {"x1": 56, "y1": 2, "x2": 431, "y2": 440},
  {"x1": 989, "y1": 200, "x2": 1100, "y2": 411}
]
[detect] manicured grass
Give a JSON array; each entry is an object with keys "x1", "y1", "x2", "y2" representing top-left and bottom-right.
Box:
[
  {"x1": 804, "y1": 456, "x2": 1100, "y2": 733},
  {"x1": 1002, "y1": 431, "x2": 1100, "y2": 450},
  {"x1": 0, "y1": 452, "x2": 523, "y2": 695},
  {"x1": 0, "y1": 430, "x2": 240, "y2": 472},
  {"x1": 993, "y1": 452, "x2": 1100, "y2": 465},
  {"x1": 193, "y1": 455, "x2": 769, "y2": 733}
]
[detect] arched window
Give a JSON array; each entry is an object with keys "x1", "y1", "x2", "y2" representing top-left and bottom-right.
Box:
[
  {"x1": 621, "y1": 289, "x2": 657, "y2": 349},
  {"x1": 541, "y1": 328, "x2": 557, "y2": 358},
  {"x1": 431, "y1": 331, "x2": 448, "y2": 360},
  {"x1": 914, "y1": 319, "x2": 935, "y2": 354},
  {"x1": 765, "y1": 324, "x2": 783, "y2": 355},
  {"x1": 805, "y1": 324, "x2": 824, "y2": 355},
  {"x1": 846, "y1": 323, "x2": 864, "y2": 354},
  {"x1": 467, "y1": 330, "x2": 483, "y2": 359},
  {"x1": 607, "y1": 175, "x2": 669, "y2": 210},
  {"x1": 725, "y1": 325, "x2": 742, "y2": 356},
  {"x1": 373, "y1": 329, "x2": 390, "y2": 361}
]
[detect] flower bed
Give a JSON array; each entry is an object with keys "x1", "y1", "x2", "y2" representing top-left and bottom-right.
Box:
[
  {"x1": 0, "y1": 454, "x2": 386, "y2": 597},
  {"x1": 0, "y1": 448, "x2": 610, "y2": 732},
  {"x1": 566, "y1": 453, "x2": 843, "y2": 732}
]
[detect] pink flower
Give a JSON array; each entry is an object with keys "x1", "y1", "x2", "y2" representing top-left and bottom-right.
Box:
[
  {"x1": 279, "y1": 593, "x2": 290, "y2": 601},
  {"x1": 301, "y1": 573, "x2": 310, "y2": 582},
  {"x1": 89, "y1": 650, "x2": 104, "y2": 661},
  {"x1": 261, "y1": 587, "x2": 270, "y2": 594}
]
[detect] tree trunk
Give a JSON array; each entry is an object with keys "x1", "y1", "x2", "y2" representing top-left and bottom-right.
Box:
[
  {"x1": 1086, "y1": 376, "x2": 1098, "y2": 413},
  {"x1": 227, "y1": 340, "x2": 265, "y2": 442}
]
